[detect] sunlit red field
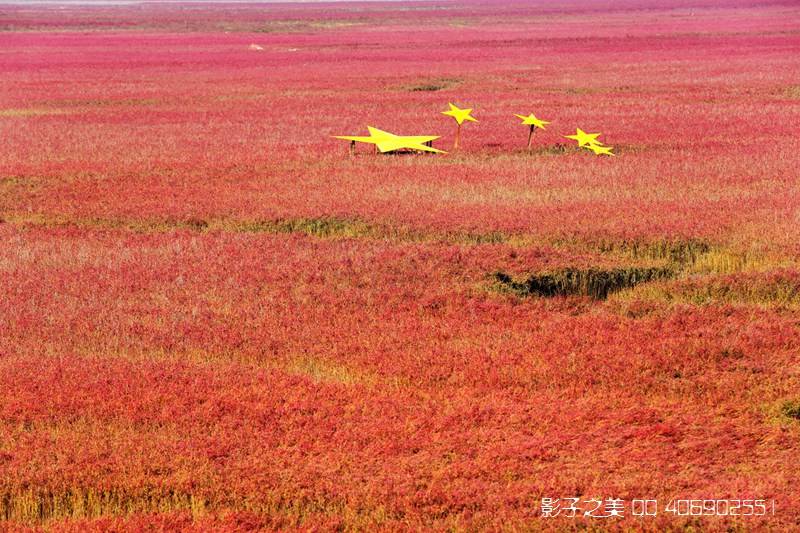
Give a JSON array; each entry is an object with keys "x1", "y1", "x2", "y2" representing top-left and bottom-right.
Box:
[{"x1": 2, "y1": 0, "x2": 800, "y2": 531}]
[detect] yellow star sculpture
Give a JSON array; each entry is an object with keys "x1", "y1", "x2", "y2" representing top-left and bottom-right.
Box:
[
  {"x1": 515, "y1": 113, "x2": 550, "y2": 130},
  {"x1": 585, "y1": 143, "x2": 615, "y2": 156},
  {"x1": 333, "y1": 126, "x2": 445, "y2": 154},
  {"x1": 564, "y1": 128, "x2": 602, "y2": 147},
  {"x1": 441, "y1": 102, "x2": 477, "y2": 125}
]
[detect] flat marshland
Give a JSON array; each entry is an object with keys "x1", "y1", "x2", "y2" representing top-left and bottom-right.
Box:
[{"x1": 1, "y1": 0, "x2": 799, "y2": 530}]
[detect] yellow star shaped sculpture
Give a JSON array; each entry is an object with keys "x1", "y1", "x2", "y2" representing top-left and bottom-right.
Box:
[
  {"x1": 585, "y1": 143, "x2": 615, "y2": 156},
  {"x1": 441, "y1": 102, "x2": 478, "y2": 125},
  {"x1": 516, "y1": 113, "x2": 550, "y2": 149},
  {"x1": 564, "y1": 128, "x2": 602, "y2": 147},
  {"x1": 515, "y1": 113, "x2": 550, "y2": 130},
  {"x1": 333, "y1": 126, "x2": 445, "y2": 154},
  {"x1": 441, "y1": 102, "x2": 477, "y2": 150}
]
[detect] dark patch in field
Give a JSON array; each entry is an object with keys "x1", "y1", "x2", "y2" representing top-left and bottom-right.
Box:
[
  {"x1": 401, "y1": 78, "x2": 462, "y2": 92},
  {"x1": 494, "y1": 266, "x2": 675, "y2": 300},
  {"x1": 183, "y1": 217, "x2": 209, "y2": 230},
  {"x1": 537, "y1": 143, "x2": 571, "y2": 155},
  {"x1": 780, "y1": 400, "x2": 800, "y2": 421}
]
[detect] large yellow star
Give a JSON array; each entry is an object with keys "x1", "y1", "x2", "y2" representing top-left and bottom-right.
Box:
[
  {"x1": 441, "y1": 102, "x2": 477, "y2": 125},
  {"x1": 334, "y1": 126, "x2": 446, "y2": 154},
  {"x1": 585, "y1": 143, "x2": 615, "y2": 156},
  {"x1": 564, "y1": 128, "x2": 602, "y2": 147},
  {"x1": 515, "y1": 113, "x2": 550, "y2": 130}
]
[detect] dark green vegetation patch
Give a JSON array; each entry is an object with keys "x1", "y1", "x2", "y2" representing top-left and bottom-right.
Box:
[
  {"x1": 494, "y1": 266, "x2": 675, "y2": 300},
  {"x1": 781, "y1": 400, "x2": 800, "y2": 421}
]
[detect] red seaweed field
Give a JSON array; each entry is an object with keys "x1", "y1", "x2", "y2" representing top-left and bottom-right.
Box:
[{"x1": 1, "y1": 0, "x2": 800, "y2": 530}]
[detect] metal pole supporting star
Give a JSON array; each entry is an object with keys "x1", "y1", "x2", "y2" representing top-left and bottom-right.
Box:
[
  {"x1": 441, "y1": 102, "x2": 477, "y2": 150},
  {"x1": 515, "y1": 113, "x2": 550, "y2": 150}
]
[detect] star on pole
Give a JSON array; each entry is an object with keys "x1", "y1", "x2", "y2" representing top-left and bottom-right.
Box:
[
  {"x1": 441, "y1": 102, "x2": 478, "y2": 125},
  {"x1": 515, "y1": 113, "x2": 550, "y2": 130},
  {"x1": 516, "y1": 113, "x2": 550, "y2": 149},
  {"x1": 441, "y1": 102, "x2": 477, "y2": 150}
]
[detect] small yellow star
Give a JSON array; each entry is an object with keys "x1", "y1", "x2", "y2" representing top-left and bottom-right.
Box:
[
  {"x1": 441, "y1": 102, "x2": 478, "y2": 125},
  {"x1": 585, "y1": 143, "x2": 615, "y2": 156},
  {"x1": 515, "y1": 113, "x2": 550, "y2": 130},
  {"x1": 564, "y1": 128, "x2": 602, "y2": 147},
  {"x1": 334, "y1": 126, "x2": 445, "y2": 153}
]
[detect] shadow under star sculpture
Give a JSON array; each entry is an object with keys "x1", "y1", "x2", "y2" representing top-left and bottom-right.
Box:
[
  {"x1": 441, "y1": 102, "x2": 477, "y2": 150},
  {"x1": 515, "y1": 113, "x2": 550, "y2": 149},
  {"x1": 333, "y1": 126, "x2": 446, "y2": 154}
]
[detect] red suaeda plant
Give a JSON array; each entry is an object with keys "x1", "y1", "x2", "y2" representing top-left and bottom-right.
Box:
[{"x1": 1, "y1": 0, "x2": 799, "y2": 530}]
